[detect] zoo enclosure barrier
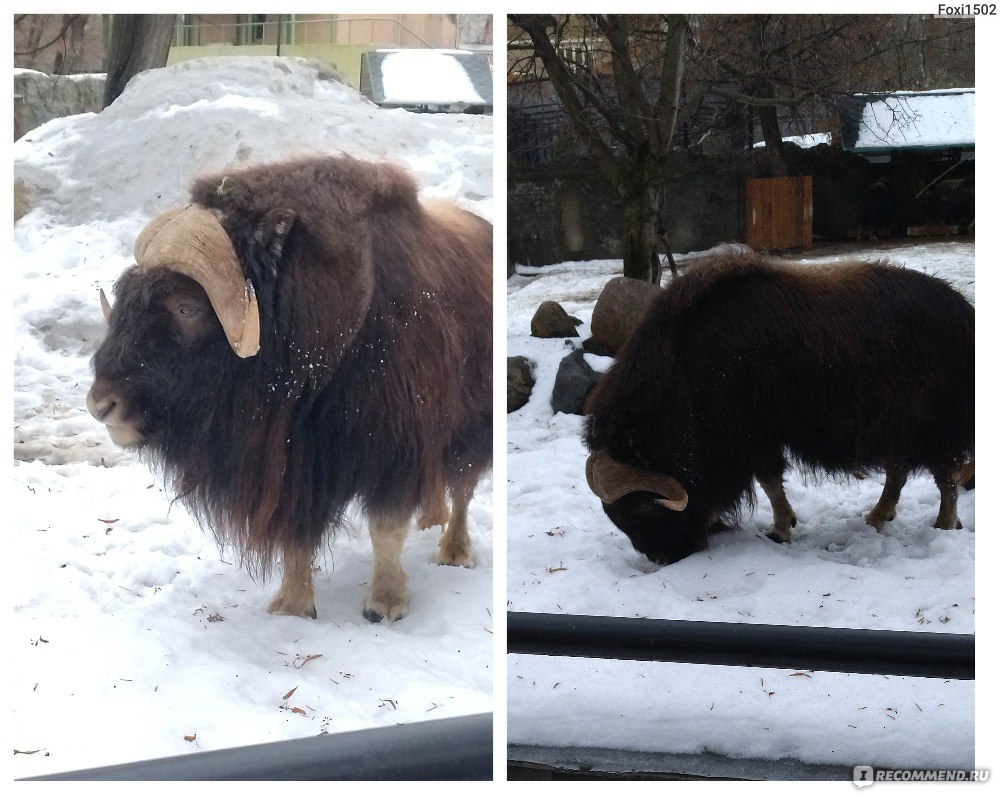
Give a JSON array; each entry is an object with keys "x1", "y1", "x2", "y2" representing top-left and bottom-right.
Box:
[
  {"x1": 507, "y1": 611, "x2": 974, "y2": 679},
  {"x1": 24, "y1": 712, "x2": 492, "y2": 781},
  {"x1": 508, "y1": 613, "x2": 972, "y2": 778}
]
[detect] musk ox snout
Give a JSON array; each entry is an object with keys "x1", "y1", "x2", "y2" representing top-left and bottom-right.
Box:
[
  {"x1": 603, "y1": 492, "x2": 707, "y2": 566},
  {"x1": 86, "y1": 378, "x2": 145, "y2": 447}
]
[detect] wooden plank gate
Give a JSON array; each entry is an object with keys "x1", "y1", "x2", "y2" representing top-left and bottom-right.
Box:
[{"x1": 746, "y1": 175, "x2": 813, "y2": 250}]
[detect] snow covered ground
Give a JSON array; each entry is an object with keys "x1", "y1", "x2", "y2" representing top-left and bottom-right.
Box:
[
  {"x1": 507, "y1": 241, "x2": 975, "y2": 771},
  {"x1": 12, "y1": 57, "x2": 493, "y2": 778}
]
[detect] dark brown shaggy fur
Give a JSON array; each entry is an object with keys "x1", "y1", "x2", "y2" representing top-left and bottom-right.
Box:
[
  {"x1": 92, "y1": 156, "x2": 491, "y2": 575},
  {"x1": 585, "y1": 252, "x2": 974, "y2": 565}
]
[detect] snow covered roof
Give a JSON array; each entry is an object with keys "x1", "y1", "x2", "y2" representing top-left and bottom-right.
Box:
[
  {"x1": 840, "y1": 88, "x2": 974, "y2": 154},
  {"x1": 360, "y1": 49, "x2": 493, "y2": 112}
]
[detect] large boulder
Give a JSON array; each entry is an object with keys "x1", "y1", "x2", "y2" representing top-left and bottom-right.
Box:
[
  {"x1": 588, "y1": 276, "x2": 663, "y2": 354},
  {"x1": 550, "y1": 348, "x2": 600, "y2": 416},
  {"x1": 530, "y1": 300, "x2": 581, "y2": 339},
  {"x1": 507, "y1": 356, "x2": 536, "y2": 413}
]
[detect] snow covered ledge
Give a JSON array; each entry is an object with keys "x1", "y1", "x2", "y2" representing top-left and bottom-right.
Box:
[{"x1": 14, "y1": 68, "x2": 105, "y2": 141}]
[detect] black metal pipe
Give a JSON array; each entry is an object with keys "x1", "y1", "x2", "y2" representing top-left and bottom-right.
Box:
[
  {"x1": 508, "y1": 612, "x2": 974, "y2": 680},
  {"x1": 25, "y1": 712, "x2": 492, "y2": 781}
]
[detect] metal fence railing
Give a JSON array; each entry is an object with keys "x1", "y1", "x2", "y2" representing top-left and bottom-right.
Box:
[
  {"x1": 173, "y1": 16, "x2": 435, "y2": 50},
  {"x1": 508, "y1": 612, "x2": 974, "y2": 679},
  {"x1": 508, "y1": 612, "x2": 973, "y2": 778},
  {"x1": 24, "y1": 712, "x2": 492, "y2": 781}
]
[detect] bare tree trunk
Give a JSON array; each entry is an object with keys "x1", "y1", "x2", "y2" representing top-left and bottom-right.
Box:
[
  {"x1": 620, "y1": 146, "x2": 663, "y2": 284},
  {"x1": 757, "y1": 84, "x2": 787, "y2": 178},
  {"x1": 103, "y1": 14, "x2": 175, "y2": 108},
  {"x1": 621, "y1": 189, "x2": 661, "y2": 284},
  {"x1": 512, "y1": 14, "x2": 688, "y2": 284},
  {"x1": 653, "y1": 15, "x2": 687, "y2": 280},
  {"x1": 656, "y1": 193, "x2": 679, "y2": 279}
]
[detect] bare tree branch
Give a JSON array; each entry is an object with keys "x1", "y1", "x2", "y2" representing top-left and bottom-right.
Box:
[
  {"x1": 14, "y1": 14, "x2": 83, "y2": 57},
  {"x1": 510, "y1": 15, "x2": 626, "y2": 183}
]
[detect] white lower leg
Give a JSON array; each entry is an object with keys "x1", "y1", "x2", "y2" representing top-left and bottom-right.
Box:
[
  {"x1": 933, "y1": 474, "x2": 961, "y2": 530},
  {"x1": 759, "y1": 475, "x2": 796, "y2": 542},
  {"x1": 267, "y1": 545, "x2": 317, "y2": 619},
  {"x1": 865, "y1": 467, "x2": 908, "y2": 532},
  {"x1": 363, "y1": 515, "x2": 410, "y2": 622}
]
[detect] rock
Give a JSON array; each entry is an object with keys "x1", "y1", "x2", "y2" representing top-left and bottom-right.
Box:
[
  {"x1": 507, "y1": 356, "x2": 535, "y2": 413},
  {"x1": 550, "y1": 348, "x2": 600, "y2": 415},
  {"x1": 530, "y1": 300, "x2": 580, "y2": 338},
  {"x1": 581, "y1": 336, "x2": 614, "y2": 357},
  {"x1": 13, "y1": 167, "x2": 59, "y2": 223},
  {"x1": 589, "y1": 277, "x2": 663, "y2": 354},
  {"x1": 14, "y1": 177, "x2": 32, "y2": 223}
]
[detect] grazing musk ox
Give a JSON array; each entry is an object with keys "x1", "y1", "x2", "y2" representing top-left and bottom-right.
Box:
[
  {"x1": 87, "y1": 156, "x2": 492, "y2": 620},
  {"x1": 584, "y1": 253, "x2": 973, "y2": 565}
]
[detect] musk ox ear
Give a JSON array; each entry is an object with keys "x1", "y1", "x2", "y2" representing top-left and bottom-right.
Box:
[{"x1": 252, "y1": 208, "x2": 297, "y2": 280}]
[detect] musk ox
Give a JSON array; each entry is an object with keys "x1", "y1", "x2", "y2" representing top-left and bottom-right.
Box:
[
  {"x1": 584, "y1": 253, "x2": 974, "y2": 565},
  {"x1": 87, "y1": 155, "x2": 492, "y2": 620}
]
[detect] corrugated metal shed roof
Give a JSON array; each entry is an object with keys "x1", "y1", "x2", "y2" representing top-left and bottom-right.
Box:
[{"x1": 840, "y1": 88, "x2": 974, "y2": 153}]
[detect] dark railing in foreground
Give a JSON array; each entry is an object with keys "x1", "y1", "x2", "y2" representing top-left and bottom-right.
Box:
[
  {"x1": 508, "y1": 612, "x2": 974, "y2": 680},
  {"x1": 25, "y1": 713, "x2": 492, "y2": 781}
]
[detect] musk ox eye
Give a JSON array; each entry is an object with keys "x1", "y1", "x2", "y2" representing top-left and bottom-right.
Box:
[
  {"x1": 172, "y1": 303, "x2": 205, "y2": 322},
  {"x1": 164, "y1": 295, "x2": 207, "y2": 321},
  {"x1": 161, "y1": 294, "x2": 213, "y2": 344}
]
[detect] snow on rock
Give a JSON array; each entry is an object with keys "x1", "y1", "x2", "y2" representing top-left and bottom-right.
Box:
[
  {"x1": 507, "y1": 241, "x2": 974, "y2": 770},
  {"x1": 13, "y1": 56, "x2": 492, "y2": 778}
]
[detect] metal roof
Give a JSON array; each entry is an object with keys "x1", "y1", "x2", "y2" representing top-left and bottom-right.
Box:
[{"x1": 840, "y1": 88, "x2": 974, "y2": 154}]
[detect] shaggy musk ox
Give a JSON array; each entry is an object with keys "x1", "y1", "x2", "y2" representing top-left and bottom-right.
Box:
[
  {"x1": 87, "y1": 156, "x2": 492, "y2": 621},
  {"x1": 584, "y1": 253, "x2": 974, "y2": 565}
]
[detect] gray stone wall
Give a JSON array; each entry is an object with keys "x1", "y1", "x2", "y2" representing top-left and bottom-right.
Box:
[
  {"x1": 14, "y1": 70, "x2": 106, "y2": 140},
  {"x1": 508, "y1": 152, "x2": 748, "y2": 268},
  {"x1": 508, "y1": 145, "x2": 887, "y2": 268}
]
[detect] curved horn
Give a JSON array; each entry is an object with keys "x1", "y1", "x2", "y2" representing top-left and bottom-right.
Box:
[
  {"x1": 134, "y1": 206, "x2": 260, "y2": 358},
  {"x1": 586, "y1": 450, "x2": 688, "y2": 511},
  {"x1": 99, "y1": 288, "x2": 112, "y2": 323}
]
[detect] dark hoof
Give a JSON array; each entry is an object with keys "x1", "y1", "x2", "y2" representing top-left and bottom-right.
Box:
[
  {"x1": 362, "y1": 606, "x2": 407, "y2": 623},
  {"x1": 766, "y1": 531, "x2": 790, "y2": 544}
]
